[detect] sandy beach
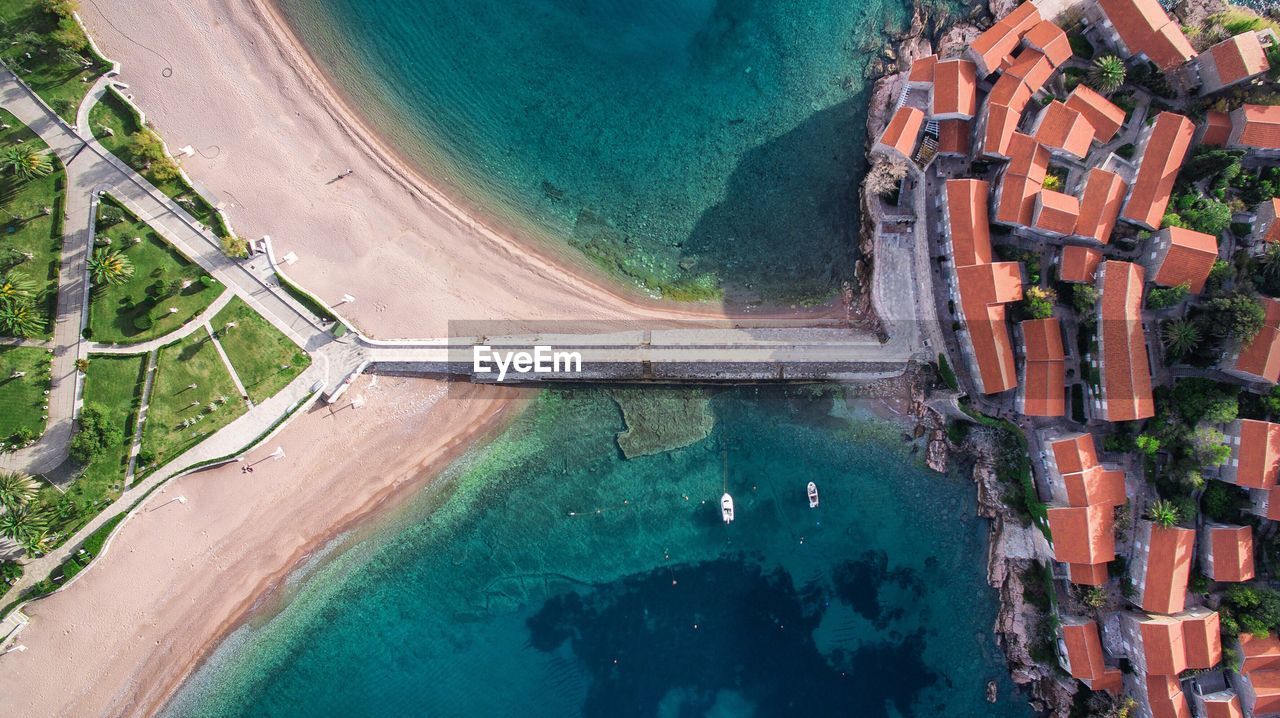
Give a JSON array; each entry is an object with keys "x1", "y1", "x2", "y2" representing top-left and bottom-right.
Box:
[
  {"x1": 74, "y1": 0, "x2": 843, "y2": 339},
  {"x1": 0, "y1": 376, "x2": 527, "y2": 716}
]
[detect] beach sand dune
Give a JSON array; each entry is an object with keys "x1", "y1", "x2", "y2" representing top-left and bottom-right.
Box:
[
  {"x1": 0, "y1": 377, "x2": 525, "y2": 717},
  {"x1": 75, "y1": 0, "x2": 827, "y2": 339}
]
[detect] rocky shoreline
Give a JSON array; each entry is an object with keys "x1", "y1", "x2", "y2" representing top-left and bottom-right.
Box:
[{"x1": 857, "y1": 2, "x2": 1079, "y2": 715}]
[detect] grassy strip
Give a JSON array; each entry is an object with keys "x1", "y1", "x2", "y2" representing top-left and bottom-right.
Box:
[
  {"x1": 0, "y1": 346, "x2": 52, "y2": 445},
  {"x1": 0, "y1": 0, "x2": 111, "y2": 122},
  {"x1": 961, "y1": 403, "x2": 1051, "y2": 540},
  {"x1": 139, "y1": 331, "x2": 247, "y2": 469},
  {"x1": 936, "y1": 353, "x2": 959, "y2": 391},
  {"x1": 88, "y1": 87, "x2": 248, "y2": 256},
  {"x1": 210, "y1": 296, "x2": 310, "y2": 403}
]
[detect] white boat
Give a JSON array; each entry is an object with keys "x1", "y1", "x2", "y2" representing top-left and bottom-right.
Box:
[
  {"x1": 808, "y1": 482, "x2": 819, "y2": 508},
  {"x1": 721, "y1": 493, "x2": 734, "y2": 524}
]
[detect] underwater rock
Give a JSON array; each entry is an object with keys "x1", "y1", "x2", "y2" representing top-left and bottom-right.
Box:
[{"x1": 611, "y1": 388, "x2": 715, "y2": 458}]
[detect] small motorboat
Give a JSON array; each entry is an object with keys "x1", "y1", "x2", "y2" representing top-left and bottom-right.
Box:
[
  {"x1": 807, "y1": 482, "x2": 819, "y2": 509},
  {"x1": 721, "y1": 493, "x2": 735, "y2": 524}
]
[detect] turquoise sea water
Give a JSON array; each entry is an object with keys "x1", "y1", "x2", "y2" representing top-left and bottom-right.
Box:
[
  {"x1": 275, "y1": 0, "x2": 914, "y2": 302},
  {"x1": 166, "y1": 389, "x2": 1032, "y2": 717}
]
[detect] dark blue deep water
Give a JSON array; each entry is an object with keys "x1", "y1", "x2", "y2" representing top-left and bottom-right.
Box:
[
  {"x1": 273, "y1": 0, "x2": 917, "y2": 302},
  {"x1": 165, "y1": 389, "x2": 1033, "y2": 717}
]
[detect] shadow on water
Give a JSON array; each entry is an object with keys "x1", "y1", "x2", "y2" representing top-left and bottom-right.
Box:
[
  {"x1": 525, "y1": 555, "x2": 939, "y2": 717},
  {"x1": 681, "y1": 95, "x2": 869, "y2": 304}
]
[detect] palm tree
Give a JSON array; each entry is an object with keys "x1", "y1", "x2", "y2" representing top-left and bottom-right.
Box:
[
  {"x1": 0, "y1": 301, "x2": 44, "y2": 337},
  {"x1": 1089, "y1": 55, "x2": 1126, "y2": 94},
  {"x1": 0, "y1": 472, "x2": 38, "y2": 511},
  {"x1": 1162, "y1": 319, "x2": 1202, "y2": 359},
  {"x1": 0, "y1": 272, "x2": 36, "y2": 308},
  {"x1": 1147, "y1": 499, "x2": 1180, "y2": 529},
  {"x1": 0, "y1": 145, "x2": 54, "y2": 181},
  {"x1": 1261, "y1": 244, "x2": 1280, "y2": 283},
  {"x1": 0, "y1": 503, "x2": 52, "y2": 553},
  {"x1": 88, "y1": 249, "x2": 134, "y2": 287}
]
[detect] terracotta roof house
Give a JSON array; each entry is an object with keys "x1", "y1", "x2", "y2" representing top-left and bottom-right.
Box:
[
  {"x1": 1121, "y1": 113, "x2": 1196, "y2": 231},
  {"x1": 967, "y1": 1, "x2": 1042, "y2": 77},
  {"x1": 1059, "y1": 245, "x2": 1104, "y2": 283},
  {"x1": 1238, "y1": 635, "x2": 1280, "y2": 718},
  {"x1": 1064, "y1": 86, "x2": 1127, "y2": 144},
  {"x1": 1032, "y1": 101, "x2": 1094, "y2": 159},
  {"x1": 907, "y1": 54, "x2": 937, "y2": 88},
  {"x1": 1197, "y1": 31, "x2": 1274, "y2": 96},
  {"x1": 1120, "y1": 608, "x2": 1222, "y2": 676},
  {"x1": 873, "y1": 106, "x2": 925, "y2": 163},
  {"x1": 1201, "y1": 524, "x2": 1254, "y2": 583},
  {"x1": 1073, "y1": 169, "x2": 1127, "y2": 244},
  {"x1": 1089, "y1": 0, "x2": 1197, "y2": 71},
  {"x1": 1094, "y1": 261, "x2": 1155, "y2": 422},
  {"x1": 989, "y1": 71, "x2": 1036, "y2": 110},
  {"x1": 1256, "y1": 198, "x2": 1280, "y2": 246},
  {"x1": 936, "y1": 119, "x2": 971, "y2": 156},
  {"x1": 978, "y1": 102, "x2": 1024, "y2": 159},
  {"x1": 1130, "y1": 519, "x2": 1194, "y2": 614},
  {"x1": 1004, "y1": 47, "x2": 1056, "y2": 94},
  {"x1": 1041, "y1": 432, "x2": 1127, "y2": 507},
  {"x1": 1022, "y1": 20, "x2": 1073, "y2": 67},
  {"x1": 1141, "y1": 674, "x2": 1191, "y2": 718},
  {"x1": 931, "y1": 59, "x2": 978, "y2": 120},
  {"x1": 993, "y1": 133, "x2": 1049, "y2": 227},
  {"x1": 1143, "y1": 227, "x2": 1219, "y2": 295},
  {"x1": 1032, "y1": 190, "x2": 1081, "y2": 237},
  {"x1": 1217, "y1": 419, "x2": 1280, "y2": 489},
  {"x1": 1202, "y1": 110, "x2": 1232, "y2": 146},
  {"x1": 1226, "y1": 297, "x2": 1280, "y2": 384},
  {"x1": 941, "y1": 179, "x2": 1023, "y2": 395},
  {"x1": 1059, "y1": 617, "x2": 1123, "y2": 692},
  {"x1": 1228, "y1": 104, "x2": 1280, "y2": 153},
  {"x1": 1019, "y1": 318, "x2": 1066, "y2": 416},
  {"x1": 1047, "y1": 504, "x2": 1116, "y2": 584},
  {"x1": 1193, "y1": 690, "x2": 1244, "y2": 718},
  {"x1": 1251, "y1": 485, "x2": 1280, "y2": 521}
]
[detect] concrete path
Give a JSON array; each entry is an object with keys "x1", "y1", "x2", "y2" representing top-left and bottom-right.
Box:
[
  {"x1": 123, "y1": 350, "x2": 156, "y2": 483},
  {"x1": 205, "y1": 323, "x2": 250, "y2": 401}
]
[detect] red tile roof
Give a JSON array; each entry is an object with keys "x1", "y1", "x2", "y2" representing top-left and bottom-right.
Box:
[
  {"x1": 1098, "y1": 261, "x2": 1155, "y2": 421},
  {"x1": 1203, "y1": 32, "x2": 1270, "y2": 89},
  {"x1": 1235, "y1": 297, "x2": 1280, "y2": 383},
  {"x1": 936, "y1": 119, "x2": 970, "y2": 156},
  {"x1": 1069, "y1": 562, "x2": 1111, "y2": 585},
  {"x1": 1048, "y1": 505, "x2": 1115, "y2": 576},
  {"x1": 1061, "y1": 619, "x2": 1111, "y2": 682},
  {"x1": 981, "y1": 102, "x2": 1024, "y2": 158},
  {"x1": 1181, "y1": 609, "x2": 1223, "y2": 669},
  {"x1": 957, "y1": 262, "x2": 1024, "y2": 394},
  {"x1": 1034, "y1": 190, "x2": 1081, "y2": 235},
  {"x1": 1152, "y1": 227, "x2": 1218, "y2": 294},
  {"x1": 1034, "y1": 101, "x2": 1094, "y2": 158},
  {"x1": 1123, "y1": 113, "x2": 1195, "y2": 230},
  {"x1": 1074, "y1": 169, "x2": 1126, "y2": 244},
  {"x1": 995, "y1": 174, "x2": 1041, "y2": 226},
  {"x1": 989, "y1": 72, "x2": 1035, "y2": 111},
  {"x1": 1060, "y1": 245, "x2": 1104, "y2": 283},
  {"x1": 1022, "y1": 318, "x2": 1066, "y2": 416},
  {"x1": 1249, "y1": 669, "x2": 1280, "y2": 718},
  {"x1": 908, "y1": 54, "x2": 937, "y2": 85},
  {"x1": 1263, "y1": 198, "x2": 1280, "y2": 243},
  {"x1": 1064, "y1": 86, "x2": 1127, "y2": 143},
  {"x1": 877, "y1": 106, "x2": 925, "y2": 158},
  {"x1": 1203, "y1": 110, "x2": 1232, "y2": 146},
  {"x1": 1097, "y1": 0, "x2": 1196, "y2": 70},
  {"x1": 1139, "y1": 523, "x2": 1195, "y2": 614},
  {"x1": 1006, "y1": 132, "x2": 1050, "y2": 182},
  {"x1": 1243, "y1": 633, "x2": 1280, "y2": 673},
  {"x1": 1146, "y1": 674, "x2": 1191, "y2": 718},
  {"x1": 1048, "y1": 433, "x2": 1127, "y2": 506},
  {"x1": 1232, "y1": 104, "x2": 1280, "y2": 149},
  {"x1": 1004, "y1": 48, "x2": 1056, "y2": 94},
  {"x1": 1207, "y1": 524, "x2": 1254, "y2": 582},
  {"x1": 1140, "y1": 615, "x2": 1190, "y2": 675},
  {"x1": 1023, "y1": 20, "x2": 1073, "y2": 67},
  {"x1": 932, "y1": 59, "x2": 978, "y2": 119},
  {"x1": 1233, "y1": 419, "x2": 1280, "y2": 489},
  {"x1": 968, "y1": 1, "x2": 1042, "y2": 76},
  {"x1": 947, "y1": 179, "x2": 993, "y2": 267},
  {"x1": 1201, "y1": 693, "x2": 1243, "y2": 718}
]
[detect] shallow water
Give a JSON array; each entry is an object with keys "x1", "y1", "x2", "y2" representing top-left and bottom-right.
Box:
[
  {"x1": 166, "y1": 388, "x2": 1032, "y2": 717},
  {"x1": 275, "y1": 0, "x2": 916, "y2": 302}
]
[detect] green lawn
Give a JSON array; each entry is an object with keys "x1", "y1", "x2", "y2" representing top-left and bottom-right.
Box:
[
  {"x1": 211, "y1": 296, "x2": 310, "y2": 403},
  {"x1": 87, "y1": 196, "x2": 223, "y2": 343},
  {"x1": 34, "y1": 353, "x2": 146, "y2": 544},
  {"x1": 0, "y1": 108, "x2": 65, "y2": 337},
  {"x1": 0, "y1": 345, "x2": 50, "y2": 444},
  {"x1": 89, "y1": 88, "x2": 247, "y2": 256},
  {"x1": 141, "y1": 332, "x2": 246, "y2": 468},
  {"x1": 0, "y1": 0, "x2": 111, "y2": 122}
]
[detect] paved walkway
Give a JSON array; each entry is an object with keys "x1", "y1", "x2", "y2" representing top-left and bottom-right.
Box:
[{"x1": 205, "y1": 323, "x2": 250, "y2": 401}]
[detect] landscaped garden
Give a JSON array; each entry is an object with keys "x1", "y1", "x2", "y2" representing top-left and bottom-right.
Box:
[
  {"x1": 88, "y1": 87, "x2": 248, "y2": 256},
  {"x1": 211, "y1": 296, "x2": 311, "y2": 403},
  {"x1": 0, "y1": 0, "x2": 111, "y2": 122},
  {"x1": 0, "y1": 345, "x2": 51, "y2": 447},
  {"x1": 140, "y1": 332, "x2": 247, "y2": 469},
  {"x1": 0, "y1": 107, "x2": 64, "y2": 338},
  {"x1": 87, "y1": 195, "x2": 223, "y2": 344}
]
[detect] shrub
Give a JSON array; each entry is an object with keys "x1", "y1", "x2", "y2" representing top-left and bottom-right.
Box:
[
  {"x1": 1146, "y1": 283, "x2": 1189, "y2": 310},
  {"x1": 132, "y1": 313, "x2": 153, "y2": 331},
  {"x1": 98, "y1": 204, "x2": 125, "y2": 229},
  {"x1": 69, "y1": 405, "x2": 121, "y2": 464},
  {"x1": 937, "y1": 354, "x2": 959, "y2": 391}
]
